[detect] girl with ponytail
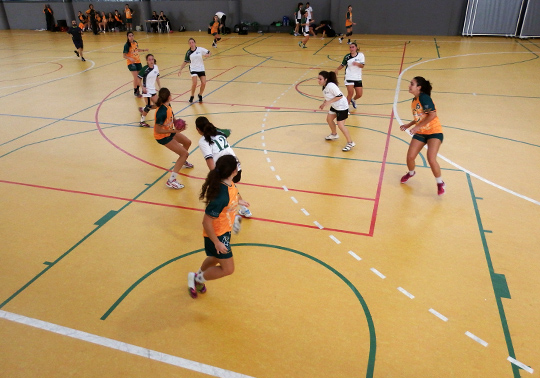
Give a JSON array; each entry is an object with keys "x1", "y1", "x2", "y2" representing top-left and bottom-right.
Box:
[
  {"x1": 318, "y1": 71, "x2": 355, "y2": 151},
  {"x1": 195, "y1": 116, "x2": 252, "y2": 217},
  {"x1": 399, "y1": 76, "x2": 445, "y2": 195},
  {"x1": 153, "y1": 87, "x2": 194, "y2": 190},
  {"x1": 187, "y1": 154, "x2": 251, "y2": 298}
]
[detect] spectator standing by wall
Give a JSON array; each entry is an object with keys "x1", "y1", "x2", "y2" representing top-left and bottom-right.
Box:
[
  {"x1": 215, "y1": 11, "x2": 226, "y2": 34},
  {"x1": 44, "y1": 5, "x2": 55, "y2": 31}
]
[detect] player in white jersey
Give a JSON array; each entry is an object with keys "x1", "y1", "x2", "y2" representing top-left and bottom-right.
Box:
[
  {"x1": 335, "y1": 42, "x2": 365, "y2": 109},
  {"x1": 195, "y1": 116, "x2": 253, "y2": 217},
  {"x1": 137, "y1": 54, "x2": 161, "y2": 127},
  {"x1": 317, "y1": 70, "x2": 355, "y2": 151},
  {"x1": 178, "y1": 38, "x2": 211, "y2": 103}
]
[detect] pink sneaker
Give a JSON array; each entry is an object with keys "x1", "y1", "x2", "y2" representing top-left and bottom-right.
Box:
[
  {"x1": 183, "y1": 161, "x2": 194, "y2": 169},
  {"x1": 166, "y1": 179, "x2": 184, "y2": 189},
  {"x1": 187, "y1": 272, "x2": 197, "y2": 298},
  {"x1": 437, "y1": 182, "x2": 446, "y2": 196},
  {"x1": 139, "y1": 121, "x2": 150, "y2": 127},
  {"x1": 195, "y1": 274, "x2": 206, "y2": 293},
  {"x1": 400, "y1": 171, "x2": 415, "y2": 184}
]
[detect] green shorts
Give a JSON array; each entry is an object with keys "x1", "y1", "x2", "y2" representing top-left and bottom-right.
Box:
[
  {"x1": 128, "y1": 63, "x2": 142, "y2": 72},
  {"x1": 204, "y1": 232, "x2": 233, "y2": 259},
  {"x1": 412, "y1": 133, "x2": 444, "y2": 144}
]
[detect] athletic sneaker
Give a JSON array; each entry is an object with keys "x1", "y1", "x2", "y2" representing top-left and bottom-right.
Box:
[
  {"x1": 437, "y1": 182, "x2": 446, "y2": 196},
  {"x1": 233, "y1": 214, "x2": 242, "y2": 234},
  {"x1": 189, "y1": 96, "x2": 194, "y2": 103},
  {"x1": 342, "y1": 142, "x2": 356, "y2": 152},
  {"x1": 351, "y1": 99, "x2": 357, "y2": 109},
  {"x1": 74, "y1": 50, "x2": 79, "y2": 57},
  {"x1": 166, "y1": 179, "x2": 184, "y2": 189},
  {"x1": 325, "y1": 133, "x2": 339, "y2": 140},
  {"x1": 298, "y1": 41, "x2": 302, "y2": 48},
  {"x1": 138, "y1": 107, "x2": 144, "y2": 114},
  {"x1": 198, "y1": 94, "x2": 203, "y2": 103},
  {"x1": 238, "y1": 206, "x2": 252, "y2": 218},
  {"x1": 212, "y1": 42, "x2": 217, "y2": 48},
  {"x1": 301, "y1": 44, "x2": 307, "y2": 49},
  {"x1": 195, "y1": 274, "x2": 207, "y2": 293},
  {"x1": 183, "y1": 161, "x2": 194, "y2": 169},
  {"x1": 400, "y1": 171, "x2": 416, "y2": 184},
  {"x1": 81, "y1": 57, "x2": 86, "y2": 62},
  {"x1": 139, "y1": 121, "x2": 150, "y2": 127},
  {"x1": 134, "y1": 91, "x2": 142, "y2": 98},
  {"x1": 339, "y1": 37, "x2": 343, "y2": 43},
  {"x1": 188, "y1": 272, "x2": 197, "y2": 298}
]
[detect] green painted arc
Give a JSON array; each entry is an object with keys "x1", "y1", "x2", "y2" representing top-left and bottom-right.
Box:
[{"x1": 100, "y1": 243, "x2": 377, "y2": 378}]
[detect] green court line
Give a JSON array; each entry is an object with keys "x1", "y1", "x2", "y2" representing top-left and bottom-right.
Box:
[
  {"x1": 466, "y1": 173, "x2": 521, "y2": 378},
  {"x1": 434, "y1": 37, "x2": 440, "y2": 58},
  {"x1": 100, "y1": 243, "x2": 377, "y2": 378},
  {"x1": 517, "y1": 40, "x2": 539, "y2": 58},
  {"x1": 313, "y1": 36, "x2": 337, "y2": 55},
  {"x1": 0, "y1": 169, "x2": 171, "y2": 310}
]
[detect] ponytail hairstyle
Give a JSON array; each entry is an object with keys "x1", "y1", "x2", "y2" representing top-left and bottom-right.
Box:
[
  {"x1": 413, "y1": 76, "x2": 432, "y2": 97},
  {"x1": 318, "y1": 70, "x2": 339, "y2": 86},
  {"x1": 195, "y1": 116, "x2": 219, "y2": 145},
  {"x1": 155, "y1": 87, "x2": 170, "y2": 107},
  {"x1": 200, "y1": 154, "x2": 239, "y2": 204},
  {"x1": 146, "y1": 53, "x2": 156, "y2": 64}
]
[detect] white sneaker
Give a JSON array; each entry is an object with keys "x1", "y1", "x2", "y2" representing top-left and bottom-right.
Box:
[
  {"x1": 166, "y1": 178, "x2": 184, "y2": 189},
  {"x1": 233, "y1": 214, "x2": 242, "y2": 234},
  {"x1": 238, "y1": 205, "x2": 252, "y2": 218},
  {"x1": 342, "y1": 142, "x2": 356, "y2": 152},
  {"x1": 325, "y1": 133, "x2": 339, "y2": 140},
  {"x1": 339, "y1": 37, "x2": 343, "y2": 43}
]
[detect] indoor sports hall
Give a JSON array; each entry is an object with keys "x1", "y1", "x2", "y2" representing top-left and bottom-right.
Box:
[{"x1": 0, "y1": 30, "x2": 539, "y2": 378}]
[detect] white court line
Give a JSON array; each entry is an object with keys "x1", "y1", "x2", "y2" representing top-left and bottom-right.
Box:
[
  {"x1": 348, "y1": 251, "x2": 362, "y2": 261},
  {"x1": 262, "y1": 143, "x2": 266, "y2": 147},
  {"x1": 270, "y1": 166, "x2": 275, "y2": 171},
  {"x1": 266, "y1": 158, "x2": 271, "y2": 163},
  {"x1": 282, "y1": 185, "x2": 288, "y2": 191},
  {"x1": 290, "y1": 196, "x2": 298, "y2": 203},
  {"x1": 507, "y1": 356, "x2": 534, "y2": 374},
  {"x1": 397, "y1": 287, "x2": 414, "y2": 299},
  {"x1": 314, "y1": 221, "x2": 324, "y2": 229},
  {"x1": 263, "y1": 150, "x2": 267, "y2": 154},
  {"x1": 300, "y1": 208, "x2": 309, "y2": 216},
  {"x1": 428, "y1": 308, "x2": 448, "y2": 322},
  {"x1": 329, "y1": 235, "x2": 341, "y2": 244},
  {"x1": 275, "y1": 175, "x2": 281, "y2": 181},
  {"x1": 465, "y1": 331, "x2": 488, "y2": 347},
  {"x1": 0, "y1": 310, "x2": 255, "y2": 378},
  {"x1": 370, "y1": 268, "x2": 386, "y2": 279},
  {"x1": 393, "y1": 52, "x2": 540, "y2": 206}
]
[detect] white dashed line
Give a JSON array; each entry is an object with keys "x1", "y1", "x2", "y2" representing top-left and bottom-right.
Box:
[
  {"x1": 507, "y1": 357, "x2": 533, "y2": 374},
  {"x1": 429, "y1": 308, "x2": 448, "y2": 322},
  {"x1": 370, "y1": 268, "x2": 386, "y2": 279},
  {"x1": 314, "y1": 221, "x2": 324, "y2": 229},
  {"x1": 329, "y1": 235, "x2": 341, "y2": 244},
  {"x1": 301, "y1": 208, "x2": 309, "y2": 216},
  {"x1": 262, "y1": 143, "x2": 266, "y2": 147},
  {"x1": 266, "y1": 158, "x2": 271, "y2": 163},
  {"x1": 261, "y1": 135, "x2": 265, "y2": 140},
  {"x1": 282, "y1": 186, "x2": 288, "y2": 191},
  {"x1": 275, "y1": 175, "x2": 281, "y2": 181},
  {"x1": 290, "y1": 196, "x2": 298, "y2": 203},
  {"x1": 397, "y1": 287, "x2": 415, "y2": 299},
  {"x1": 465, "y1": 331, "x2": 488, "y2": 347},
  {"x1": 270, "y1": 166, "x2": 275, "y2": 171},
  {"x1": 264, "y1": 150, "x2": 268, "y2": 154},
  {"x1": 348, "y1": 251, "x2": 362, "y2": 261}
]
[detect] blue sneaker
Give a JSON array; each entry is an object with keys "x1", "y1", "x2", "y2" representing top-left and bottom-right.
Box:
[
  {"x1": 238, "y1": 206, "x2": 252, "y2": 218},
  {"x1": 351, "y1": 99, "x2": 357, "y2": 109}
]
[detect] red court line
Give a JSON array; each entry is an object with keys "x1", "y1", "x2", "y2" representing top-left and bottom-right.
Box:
[
  {"x1": 0, "y1": 179, "x2": 370, "y2": 236},
  {"x1": 367, "y1": 41, "x2": 408, "y2": 236}
]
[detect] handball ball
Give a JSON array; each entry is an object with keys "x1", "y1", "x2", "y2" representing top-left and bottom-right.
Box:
[{"x1": 174, "y1": 119, "x2": 186, "y2": 131}]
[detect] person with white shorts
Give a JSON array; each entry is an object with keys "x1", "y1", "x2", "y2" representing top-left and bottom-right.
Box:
[{"x1": 137, "y1": 54, "x2": 161, "y2": 127}]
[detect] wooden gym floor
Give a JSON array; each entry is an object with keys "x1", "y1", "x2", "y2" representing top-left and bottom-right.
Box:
[{"x1": 0, "y1": 30, "x2": 539, "y2": 378}]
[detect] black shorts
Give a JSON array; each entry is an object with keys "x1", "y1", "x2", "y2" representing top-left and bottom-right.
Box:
[
  {"x1": 73, "y1": 40, "x2": 83, "y2": 49},
  {"x1": 204, "y1": 232, "x2": 233, "y2": 259},
  {"x1": 190, "y1": 71, "x2": 206, "y2": 77},
  {"x1": 155, "y1": 134, "x2": 174, "y2": 145},
  {"x1": 345, "y1": 80, "x2": 363, "y2": 88},
  {"x1": 126, "y1": 18, "x2": 132, "y2": 24},
  {"x1": 128, "y1": 63, "x2": 142, "y2": 72},
  {"x1": 329, "y1": 107, "x2": 349, "y2": 122},
  {"x1": 412, "y1": 133, "x2": 444, "y2": 144}
]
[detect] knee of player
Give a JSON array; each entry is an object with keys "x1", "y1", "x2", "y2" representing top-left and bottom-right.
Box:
[{"x1": 222, "y1": 264, "x2": 234, "y2": 276}]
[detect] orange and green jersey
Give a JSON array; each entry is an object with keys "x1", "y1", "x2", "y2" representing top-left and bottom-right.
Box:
[
  {"x1": 411, "y1": 93, "x2": 443, "y2": 135},
  {"x1": 204, "y1": 182, "x2": 239, "y2": 237},
  {"x1": 125, "y1": 8, "x2": 132, "y2": 19},
  {"x1": 123, "y1": 41, "x2": 140, "y2": 65},
  {"x1": 210, "y1": 20, "x2": 219, "y2": 34},
  {"x1": 154, "y1": 104, "x2": 174, "y2": 140},
  {"x1": 345, "y1": 11, "x2": 353, "y2": 26}
]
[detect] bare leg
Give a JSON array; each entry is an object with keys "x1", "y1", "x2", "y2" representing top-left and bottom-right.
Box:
[
  {"x1": 326, "y1": 113, "x2": 337, "y2": 134},
  {"x1": 426, "y1": 138, "x2": 442, "y2": 177},
  {"x1": 190, "y1": 75, "x2": 197, "y2": 96},
  {"x1": 405, "y1": 138, "x2": 426, "y2": 172},
  {"x1": 199, "y1": 76, "x2": 207, "y2": 96},
  {"x1": 130, "y1": 71, "x2": 138, "y2": 91},
  {"x1": 354, "y1": 86, "x2": 363, "y2": 101},
  {"x1": 336, "y1": 119, "x2": 352, "y2": 143},
  {"x1": 346, "y1": 85, "x2": 354, "y2": 104},
  {"x1": 202, "y1": 257, "x2": 235, "y2": 280}
]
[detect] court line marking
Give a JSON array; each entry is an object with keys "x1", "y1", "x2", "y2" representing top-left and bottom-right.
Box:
[
  {"x1": 0, "y1": 310, "x2": 254, "y2": 378},
  {"x1": 348, "y1": 251, "x2": 362, "y2": 261},
  {"x1": 428, "y1": 308, "x2": 448, "y2": 322},
  {"x1": 370, "y1": 268, "x2": 386, "y2": 279},
  {"x1": 329, "y1": 235, "x2": 341, "y2": 244},
  {"x1": 465, "y1": 331, "x2": 488, "y2": 347},
  {"x1": 397, "y1": 287, "x2": 414, "y2": 299},
  {"x1": 507, "y1": 357, "x2": 534, "y2": 374},
  {"x1": 393, "y1": 52, "x2": 540, "y2": 206}
]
